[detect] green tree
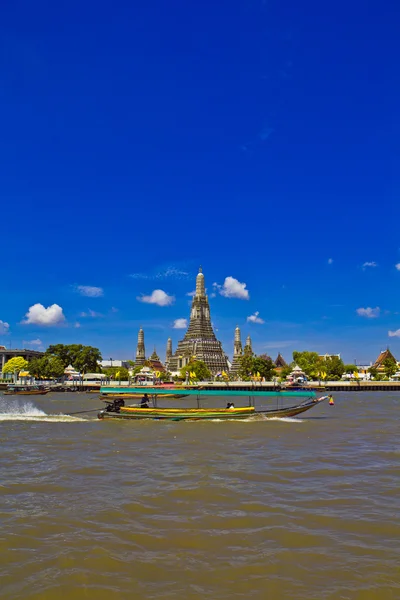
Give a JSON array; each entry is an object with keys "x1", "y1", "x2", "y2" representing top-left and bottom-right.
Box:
[
  {"x1": 2, "y1": 356, "x2": 28, "y2": 375},
  {"x1": 382, "y1": 357, "x2": 397, "y2": 379},
  {"x1": 344, "y1": 364, "x2": 358, "y2": 374},
  {"x1": 27, "y1": 358, "x2": 43, "y2": 378},
  {"x1": 158, "y1": 370, "x2": 172, "y2": 381},
  {"x1": 180, "y1": 360, "x2": 211, "y2": 381},
  {"x1": 368, "y1": 366, "x2": 378, "y2": 380},
  {"x1": 324, "y1": 356, "x2": 345, "y2": 380},
  {"x1": 46, "y1": 344, "x2": 83, "y2": 367},
  {"x1": 253, "y1": 354, "x2": 277, "y2": 380},
  {"x1": 292, "y1": 351, "x2": 323, "y2": 379},
  {"x1": 45, "y1": 344, "x2": 102, "y2": 372},
  {"x1": 28, "y1": 356, "x2": 65, "y2": 379},
  {"x1": 46, "y1": 357, "x2": 66, "y2": 378},
  {"x1": 237, "y1": 354, "x2": 255, "y2": 380},
  {"x1": 103, "y1": 367, "x2": 130, "y2": 381}
]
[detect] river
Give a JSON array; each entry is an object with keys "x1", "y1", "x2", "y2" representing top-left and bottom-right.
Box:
[{"x1": 0, "y1": 391, "x2": 399, "y2": 599}]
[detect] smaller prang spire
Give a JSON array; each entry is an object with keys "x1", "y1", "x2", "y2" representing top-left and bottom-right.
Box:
[
  {"x1": 230, "y1": 325, "x2": 243, "y2": 376},
  {"x1": 195, "y1": 266, "x2": 205, "y2": 297},
  {"x1": 166, "y1": 337, "x2": 173, "y2": 367},
  {"x1": 244, "y1": 334, "x2": 253, "y2": 356},
  {"x1": 234, "y1": 326, "x2": 242, "y2": 356},
  {"x1": 135, "y1": 328, "x2": 146, "y2": 365}
]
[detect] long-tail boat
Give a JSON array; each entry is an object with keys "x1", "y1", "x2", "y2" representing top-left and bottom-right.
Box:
[
  {"x1": 4, "y1": 384, "x2": 49, "y2": 396},
  {"x1": 97, "y1": 387, "x2": 329, "y2": 421}
]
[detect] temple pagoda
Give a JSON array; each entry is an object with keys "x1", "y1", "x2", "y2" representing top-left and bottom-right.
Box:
[
  {"x1": 230, "y1": 326, "x2": 243, "y2": 376},
  {"x1": 168, "y1": 268, "x2": 229, "y2": 375},
  {"x1": 148, "y1": 349, "x2": 166, "y2": 373},
  {"x1": 165, "y1": 338, "x2": 173, "y2": 370},
  {"x1": 372, "y1": 348, "x2": 397, "y2": 372},
  {"x1": 244, "y1": 334, "x2": 253, "y2": 355},
  {"x1": 135, "y1": 328, "x2": 146, "y2": 366},
  {"x1": 274, "y1": 353, "x2": 287, "y2": 368}
]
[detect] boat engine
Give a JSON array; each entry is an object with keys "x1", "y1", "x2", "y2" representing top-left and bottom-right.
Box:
[{"x1": 104, "y1": 398, "x2": 125, "y2": 413}]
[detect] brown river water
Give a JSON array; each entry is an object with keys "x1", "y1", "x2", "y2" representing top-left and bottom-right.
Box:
[{"x1": 0, "y1": 391, "x2": 399, "y2": 600}]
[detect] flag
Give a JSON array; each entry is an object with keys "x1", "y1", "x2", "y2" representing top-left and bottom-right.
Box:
[
  {"x1": 353, "y1": 371, "x2": 359, "y2": 378},
  {"x1": 190, "y1": 371, "x2": 196, "y2": 378},
  {"x1": 257, "y1": 372, "x2": 260, "y2": 378},
  {"x1": 115, "y1": 371, "x2": 120, "y2": 378}
]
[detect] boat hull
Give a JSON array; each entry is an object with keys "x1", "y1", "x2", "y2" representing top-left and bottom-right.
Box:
[
  {"x1": 99, "y1": 406, "x2": 255, "y2": 420},
  {"x1": 3, "y1": 390, "x2": 49, "y2": 395}
]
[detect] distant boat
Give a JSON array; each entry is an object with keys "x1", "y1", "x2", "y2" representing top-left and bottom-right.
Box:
[{"x1": 4, "y1": 384, "x2": 49, "y2": 396}]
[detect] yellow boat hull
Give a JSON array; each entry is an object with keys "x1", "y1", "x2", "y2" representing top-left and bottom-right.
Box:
[{"x1": 99, "y1": 406, "x2": 255, "y2": 420}]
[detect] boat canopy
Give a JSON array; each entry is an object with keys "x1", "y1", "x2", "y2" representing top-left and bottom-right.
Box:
[{"x1": 100, "y1": 386, "x2": 316, "y2": 398}]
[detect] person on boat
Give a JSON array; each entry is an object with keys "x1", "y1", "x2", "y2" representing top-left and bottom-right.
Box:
[
  {"x1": 329, "y1": 395, "x2": 335, "y2": 406},
  {"x1": 226, "y1": 402, "x2": 235, "y2": 409},
  {"x1": 140, "y1": 394, "x2": 149, "y2": 408}
]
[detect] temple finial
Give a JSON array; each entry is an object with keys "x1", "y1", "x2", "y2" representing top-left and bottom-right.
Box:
[{"x1": 195, "y1": 266, "x2": 205, "y2": 296}]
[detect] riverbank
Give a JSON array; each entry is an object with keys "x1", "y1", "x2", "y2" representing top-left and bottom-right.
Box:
[{"x1": 1, "y1": 380, "x2": 400, "y2": 392}]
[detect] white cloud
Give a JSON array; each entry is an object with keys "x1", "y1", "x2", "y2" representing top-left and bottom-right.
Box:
[
  {"x1": 80, "y1": 310, "x2": 104, "y2": 318},
  {"x1": 23, "y1": 338, "x2": 43, "y2": 349},
  {"x1": 356, "y1": 307, "x2": 380, "y2": 318},
  {"x1": 137, "y1": 289, "x2": 175, "y2": 307},
  {"x1": 161, "y1": 267, "x2": 188, "y2": 278},
  {"x1": 388, "y1": 329, "x2": 400, "y2": 337},
  {"x1": 209, "y1": 292, "x2": 216, "y2": 298},
  {"x1": 186, "y1": 290, "x2": 196, "y2": 297},
  {"x1": 173, "y1": 318, "x2": 188, "y2": 329},
  {"x1": 74, "y1": 322, "x2": 81, "y2": 328},
  {"x1": 362, "y1": 261, "x2": 377, "y2": 269},
  {"x1": 0, "y1": 320, "x2": 10, "y2": 334},
  {"x1": 130, "y1": 266, "x2": 189, "y2": 280},
  {"x1": 219, "y1": 276, "x2": 249, "y2": 300},
  {"x1": 395, "y1": 263, "x2": 400, "y2": 271},
  {"x1": 77, "y1": 285, "x2": 104, "y2": 297},
  {"x1": 23, "y1": 303, "x2": 66, "y2": 326},
  {"x1": 247, "y1": 311, "x2": 265, "y2": 324},
  {"x1": 327, "y1": 258, "x2": 334, "y2": 265},
  {"x1": 111, "y1": 307, "x2": 118, "y2": 313}
]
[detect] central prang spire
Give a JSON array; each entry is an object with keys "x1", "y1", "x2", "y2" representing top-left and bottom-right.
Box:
[{"x1": 167, "y1": 267, "x2": 229, "y2": 375}]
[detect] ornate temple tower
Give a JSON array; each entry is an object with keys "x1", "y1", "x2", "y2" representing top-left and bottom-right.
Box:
[
  {"x1": 244, "y1": 334, "x2": 253, "y2": 356},
  {"x1": 168, "y1": 268, "x2": 229, "y2": 375},
  {"x1": 230, "y1": 326, "x2": 243, "y2": 376},
  {"x1": 165, "y1": 338, "x2": 173, "y2": 369},
  {"x1": 135, "y1": 328, "x2": 146, "y2": 366}
]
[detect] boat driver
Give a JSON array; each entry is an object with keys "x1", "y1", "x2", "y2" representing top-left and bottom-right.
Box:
[{"x1": 140, "y1": 394, "x2": 150, "y2": 408}]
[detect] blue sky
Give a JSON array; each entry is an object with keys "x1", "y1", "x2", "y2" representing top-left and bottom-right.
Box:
[{"x1": 0, "y1": 0, "x2": 398, "y2": 364}]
